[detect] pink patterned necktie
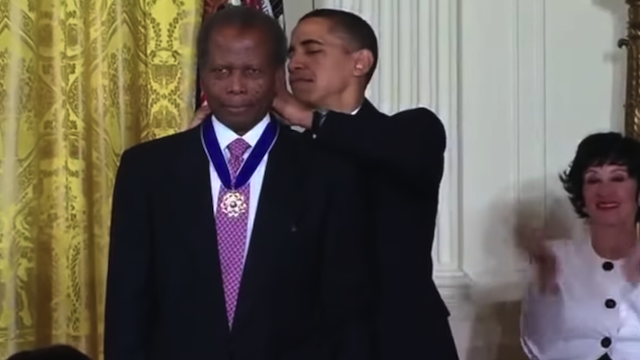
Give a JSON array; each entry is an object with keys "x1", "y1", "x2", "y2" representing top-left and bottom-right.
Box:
[{"x1": 216, "y1": 138, "x2": 251, "y2": 327}]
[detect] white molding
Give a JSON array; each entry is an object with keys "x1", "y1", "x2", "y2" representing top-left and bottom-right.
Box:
[
  {"x1": 313, "y1": 0, "x2": 471, "y2": 304},
  {"x1": 513, "y1": 0, "x2": 547, "y2": 228},
  {"x1": 436, "y1": 267, "x2": 472, "y2": 314},
  {"x1": 429, "y1": 0, "x2": 465, "y2": 281}
]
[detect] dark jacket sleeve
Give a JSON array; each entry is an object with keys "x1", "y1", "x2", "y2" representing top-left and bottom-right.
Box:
[
  {"x1": 104, "y1": 149, "x2": 152, "y2": 360},
  {"x1": 321, "y1": 160, "x2": 373, "y2": 360},
  {"x1": 284, "y1": 159, "x2": 372, "y2": 360},
  {"x1": 316, "y1": 107, "x2": 446, "y2": 188}
]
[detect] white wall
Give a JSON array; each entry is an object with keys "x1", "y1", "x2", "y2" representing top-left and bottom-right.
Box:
[
  {"x1": 308, "y1": 0, "x2": 628, "y2": 359},
  {"x1": 283, "y1": 1, "x2": 313, "y2": 37}
]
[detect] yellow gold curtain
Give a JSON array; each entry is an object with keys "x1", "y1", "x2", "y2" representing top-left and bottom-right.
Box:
[{"x1": 0, "y1": 0, "x2": 202, "y2": 358}]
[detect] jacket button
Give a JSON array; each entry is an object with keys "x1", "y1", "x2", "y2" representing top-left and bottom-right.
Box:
[
  {"x1": 605, "y1": 299, "x2": 616, "y2": 309},
  {"x1": 601, "y1": 336, "x2": 612, "y2": 348}
]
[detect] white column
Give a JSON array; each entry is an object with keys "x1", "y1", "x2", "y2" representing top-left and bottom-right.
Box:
[{"x1": 313, "y1": 0, "x2": 469, "y2": 309}]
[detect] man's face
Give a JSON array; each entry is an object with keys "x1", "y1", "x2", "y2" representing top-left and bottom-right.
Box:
[
  {"x1": 200, "y1": 26, "x2": 278, "y2": 133},
  {"x1": 288, "y1": 18, "x2": 356, "y2": 108}
]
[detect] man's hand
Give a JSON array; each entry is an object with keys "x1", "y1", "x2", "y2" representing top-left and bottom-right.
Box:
[
  {"x1": 271, "y1": 73, "x2": 314, "y2": 129},
  {"x1": 184, "y1": 102, "x2": 210, "y2": 131}
]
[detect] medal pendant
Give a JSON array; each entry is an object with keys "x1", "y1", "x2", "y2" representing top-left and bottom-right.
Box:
[{"x1": 220, "y1": 191, "x2": 247, "y2": 217}]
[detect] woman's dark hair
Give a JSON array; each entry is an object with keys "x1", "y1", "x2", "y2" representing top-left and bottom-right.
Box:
[
  {"x1": 5, "y1": 345, "x2": 91, "y2": 360},
  {"x1": 559, "y1": 132, "x2": 640, "y2": 220}
]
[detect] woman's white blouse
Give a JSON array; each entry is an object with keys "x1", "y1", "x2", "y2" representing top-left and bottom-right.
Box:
[{"x1": 520, "y1": 239, "x2": 640, "y2": 360}]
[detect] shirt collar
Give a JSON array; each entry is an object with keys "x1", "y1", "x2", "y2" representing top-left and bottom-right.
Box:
[{"x1": 210, "y1": 113, "x2": 271, "y2": 150}]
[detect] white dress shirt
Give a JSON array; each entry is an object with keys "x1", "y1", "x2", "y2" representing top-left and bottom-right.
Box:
[
  {"x1": 207, "y1": 114, "x2": 271, "y2": 259},
  {"x1": 521, "y1": 238, "x2": 640, "y2": 360}
]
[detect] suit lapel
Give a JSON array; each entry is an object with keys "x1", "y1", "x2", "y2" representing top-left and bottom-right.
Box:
[
  {"x1": 232, "y1": 125, "x2": 306, "y2": 333},
  {"x1": 181, "y1": 127, "x2": 229, "y2": 328}
]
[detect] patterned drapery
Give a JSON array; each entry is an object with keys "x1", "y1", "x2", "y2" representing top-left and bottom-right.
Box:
[{"x1": 0, "y1": 1, "x2": 202, "y2": 358}]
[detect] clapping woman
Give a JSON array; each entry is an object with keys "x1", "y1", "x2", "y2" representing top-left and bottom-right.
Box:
[{"x1": 521, "y1": 132, "x2": 640, "y2": 360}]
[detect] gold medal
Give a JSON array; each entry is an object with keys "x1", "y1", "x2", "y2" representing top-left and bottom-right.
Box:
[{"x1": 220, "y1": 191, "x2": 247, "y2": 217}]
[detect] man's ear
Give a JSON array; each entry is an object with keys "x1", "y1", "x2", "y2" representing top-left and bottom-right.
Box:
[{"x1": 352, "y1": 49, "x2": 374, "y2": 78}]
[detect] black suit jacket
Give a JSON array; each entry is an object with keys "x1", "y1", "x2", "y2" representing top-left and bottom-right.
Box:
[
  {"x1": 104, "y1": 122, "x2": 371, "y2": 360},
  {"x1": 312, "y1": 100, "x2": 457, "y2": 360}
]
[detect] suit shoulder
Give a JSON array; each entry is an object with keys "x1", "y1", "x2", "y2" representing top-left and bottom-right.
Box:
[
  {"x1": 394, "y1": 106, "x2": 438, "y2": 118},
  {"x1": 394, "y1": 107, "x2": 445, "y2": 141},
  {"x1": 394, "y1": 107, "x2": 443, "y2": 126},
  {"x1": 122, "y1": 127, "x2": 198, "y2": 162}
]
